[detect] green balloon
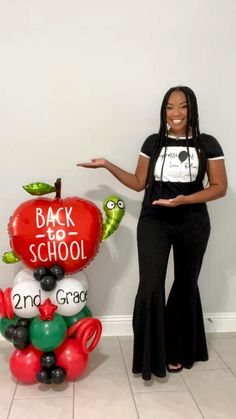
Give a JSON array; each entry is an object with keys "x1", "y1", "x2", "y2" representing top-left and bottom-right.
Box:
[
  {"x1": 0, "y1": 316, "x2": 19, "y2": 339},
  {"x1": 2, "y1": 251, "x2": 20, "y2": 264},
  {"x1": 63, "y1": 306, "x2": 93, "y2": 328},
  {"x1": 23, "y1": 182, "x2": 56, "y2": 195},
  {"x1": 29, "y1": 314, "x2": 67, "y2": 351}
]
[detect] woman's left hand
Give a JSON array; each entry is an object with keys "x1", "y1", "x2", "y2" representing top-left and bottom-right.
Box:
[{"x1": 152, "y1": 195, "x2": 186, "y2": 207}]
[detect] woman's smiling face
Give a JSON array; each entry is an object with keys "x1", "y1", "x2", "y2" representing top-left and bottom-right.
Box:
[{"x1": 166, "y1": 90, "x2": 188, "y2": 136}]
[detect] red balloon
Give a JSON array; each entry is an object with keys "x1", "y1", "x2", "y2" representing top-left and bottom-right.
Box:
[
  {"x1": 56, "y1": 318, "x2": 102, "y2": 380},
  {"x1": 0, "y1": 289, "x2": 6, "y2": 318},
  {"x1": 68, "y1": 317, "x2": 102, "y2": 353},
  {"x1": 8, "y1": 197, "x2": 103, "y2": 274},
  {"x1": 4, "y1": 288, "x2": 14, "y2": 319},
  {"x1": 55, "y1": 338, "x2": 88, "y2": 380},
  {"x1": 10, "y1": 345, "x2": 42, "y2": 383}
]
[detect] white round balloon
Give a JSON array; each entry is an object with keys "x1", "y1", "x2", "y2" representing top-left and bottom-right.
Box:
[
  {"x1": 50, "y1": 278, "x2": 88, "y2": 316},
  {"x1": 13, "y1": 268, "x2": 35, "y2": 286},
  {"x1": 11, "y1": 280, "x2": 47, "y2": 318}
]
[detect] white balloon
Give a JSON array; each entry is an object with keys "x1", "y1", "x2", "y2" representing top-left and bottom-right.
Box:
[
  {"x1": 13, "y1": 268, "x2": 35, "y2": 286},
  {"x1": 50, "y1": 278, "x2": 88, "y2": 316},
  {"x1": 11, "y1": 272, "x2": 89, "y2": 318},
  {"x1": 11, "y1": 281, "x2": 47, "y2": 318}
]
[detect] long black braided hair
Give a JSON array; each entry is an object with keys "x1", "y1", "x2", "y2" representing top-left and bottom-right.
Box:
[{"x1": 146, "y1": 86, "x2": 207, "y2": 191}]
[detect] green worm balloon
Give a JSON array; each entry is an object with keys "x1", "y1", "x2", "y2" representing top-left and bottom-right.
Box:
[
  {"x1": 102, "y1": 196, "x2": 125, "y2": 240},
  {"x1": 2, "y1": 251, "x2": 20, "y2": 264}
]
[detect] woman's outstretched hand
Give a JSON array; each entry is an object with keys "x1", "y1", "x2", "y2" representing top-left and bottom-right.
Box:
[
  {"x1": 77, "y1": 158, "x2": 108, "y2": 168},
  {"x1": 152, "y1": 195, "x2": 186, "y2": 207}
]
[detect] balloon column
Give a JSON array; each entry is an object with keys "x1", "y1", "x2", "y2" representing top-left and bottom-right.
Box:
[{"x1": 0, "y1": 179, "x2": 125, "y2": 384}]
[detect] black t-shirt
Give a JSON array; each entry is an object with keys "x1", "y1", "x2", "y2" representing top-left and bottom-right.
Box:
[{"x1": 140, "y1": 133, "x2": 224, "y2": 200}]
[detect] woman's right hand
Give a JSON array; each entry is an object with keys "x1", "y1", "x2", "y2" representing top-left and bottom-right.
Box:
[{"x1": 76, "y1": 158, "x2": 108, "y2": 168}]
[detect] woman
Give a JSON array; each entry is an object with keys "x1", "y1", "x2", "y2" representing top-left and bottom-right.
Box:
[{"x1": 77, "y1": 86, "x2": 227, "y2": 380}]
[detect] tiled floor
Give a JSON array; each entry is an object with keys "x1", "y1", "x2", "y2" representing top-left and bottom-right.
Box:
[{"x1": 1, "y1": 333, "x2": 236, "y2": 419}]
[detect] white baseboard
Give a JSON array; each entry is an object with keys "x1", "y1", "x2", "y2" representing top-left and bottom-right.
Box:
[
  {"x1": 99, "y1": 315, "x2": 133, "y2": 336},
  {"x1": 204, "y1": 312, "x2": 236, "y2": 333},
  {"x1": 1, "y1": 313, "x2": 236, "y2": 341},
  {"x1": 100, "y1": 313, "x2": 236, "y2": 336}
]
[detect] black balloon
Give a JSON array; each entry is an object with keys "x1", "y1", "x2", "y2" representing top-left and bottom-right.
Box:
[
  {"x1": 5, "y1": 325, "x2": 15, "y2": 341},
  {"x1": 16, "y1": 318, "x2": 31, "y2": 328},
  {"x1": 50, "y1": 265, "x2": 65, "y2": 280},
  {"x1": 51, "y1": 366, "x2": 66, "y2": 384},
  {"x1": 41, "y1": 352, "x2": 56, "y2": 369},
  {"x1": 40, "y1": 275, "x2": 57, "y2": 291},
  {"x1": 13, "y1": 342, "x2": 29, "y2": 350},
  {"x1": 12, "y1": 326, "x2": 30, "y2": 349},
  {"x1": 33, "y1": 266, "x2": 48, "y2": 281},
  {"x1": 36, "y1": 368, "x2": 52, "y2": 384}
]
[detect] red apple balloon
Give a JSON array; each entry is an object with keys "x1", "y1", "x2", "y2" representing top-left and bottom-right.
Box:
[{"x1": 8, "y1": 179, "x2": 103, "y2": 274}]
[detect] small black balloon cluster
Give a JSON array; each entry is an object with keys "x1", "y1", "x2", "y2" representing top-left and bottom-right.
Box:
[
  {"x1": 36, "y1": 352, "x2": 66, "y2": 384},
  {"x1": 33, "y1": 265, "x2": 65, "y2": 292},
  {"x1": 5, "y1": 318, "x2": 30, "y2": 349}
]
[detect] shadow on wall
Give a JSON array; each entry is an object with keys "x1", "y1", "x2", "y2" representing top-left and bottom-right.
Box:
[
  {"x1": 84, "y1": 226, "x2": 134, "y2": 316},
  {"x1": 201, "y1": 186, "x2": 236, "y2": 313},
  {"x1": 82, "y1": 184, "x2": 142, "y2": 315},
  {"x1": 84, "y1": 184, "x2": 142, "y2": 219}
]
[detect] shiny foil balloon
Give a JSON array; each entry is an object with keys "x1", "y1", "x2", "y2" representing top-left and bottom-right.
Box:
[
  {"x1": 8, "y1": 197, "x2": 103, "y2": 274},
  {"x1": 102, "y1": 196, "x2": 125, "y2": 240}
]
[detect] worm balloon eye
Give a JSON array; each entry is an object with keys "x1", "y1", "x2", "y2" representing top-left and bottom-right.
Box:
[
  {"x1": 117, "y1": 200, "x2": 125, "y2": 209},
  {"x1": 106, "y1": 201, "x2": 115, "y2": 210}
]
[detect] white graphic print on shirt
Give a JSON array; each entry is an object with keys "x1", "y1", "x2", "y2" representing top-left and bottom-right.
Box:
[{"x1": 154, "y1": 146, "x2": 199, "y2": 183}]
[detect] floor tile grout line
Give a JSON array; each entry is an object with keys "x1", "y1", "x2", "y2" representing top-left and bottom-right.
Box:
[
  {"x1": 118, "y1": 336, "x2": 140, "y2": 419},
  {"x1": 14, "y1": 395, "x2": 73, "y2": 400},
  {"x1": 208, "y1": 339, "x2": 233, "y2": 368},
  {"x1": 6, "y1": 380, "x2": 18, "y2": 419},
  {"x1": 180, "y1": 373, "x2": 206, "y2": 419},
  {"x1": 133, "y1": 388, "x2": 196, "y2": 394},
  {"x1": 207, "y1": 344, "x2": 236, "y2": 378}
]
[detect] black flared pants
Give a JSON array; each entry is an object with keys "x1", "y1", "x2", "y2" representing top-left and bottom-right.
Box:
[{"x1": 132, "y1": 205, "x2": 210, "y2": 380}]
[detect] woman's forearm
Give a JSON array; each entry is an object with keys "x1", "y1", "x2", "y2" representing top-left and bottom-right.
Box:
[
  {"x1": 183, "y1": 184, "x2": 227, "y2": 204},
  {"x1": 77, "y1": 155, "x2": 149, "y2": 191},
  {"x1": 105, "y1": 161, "x2": 144, "y2": 191},
  {"x1": 152, "y1": 183, "x2": 227, "y2": 207}
]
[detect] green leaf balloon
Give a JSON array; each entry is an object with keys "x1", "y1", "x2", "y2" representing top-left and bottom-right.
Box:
[
  {"x1": 2, "y1": 251, "x2": 21, "y2": 264},
  {"x1": 102, "y1": 196, "x2": 125, "y2": 240},
  {"x1": 23, "y1": 182, "x2": 56, "y2": 195}
]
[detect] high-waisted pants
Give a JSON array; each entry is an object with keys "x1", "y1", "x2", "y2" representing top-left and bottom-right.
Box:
[{"x1": 132, "y1": 205, "x2": 211, "y2": 380}]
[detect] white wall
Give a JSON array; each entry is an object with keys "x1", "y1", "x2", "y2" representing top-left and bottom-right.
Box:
[{"x1": 0, "y1": 0, "x2": 235, "y2": 320}]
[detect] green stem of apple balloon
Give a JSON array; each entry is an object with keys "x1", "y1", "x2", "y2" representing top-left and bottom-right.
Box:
[{"x1": 55, "y1": 178, "x2": 62, "y2": 199}]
